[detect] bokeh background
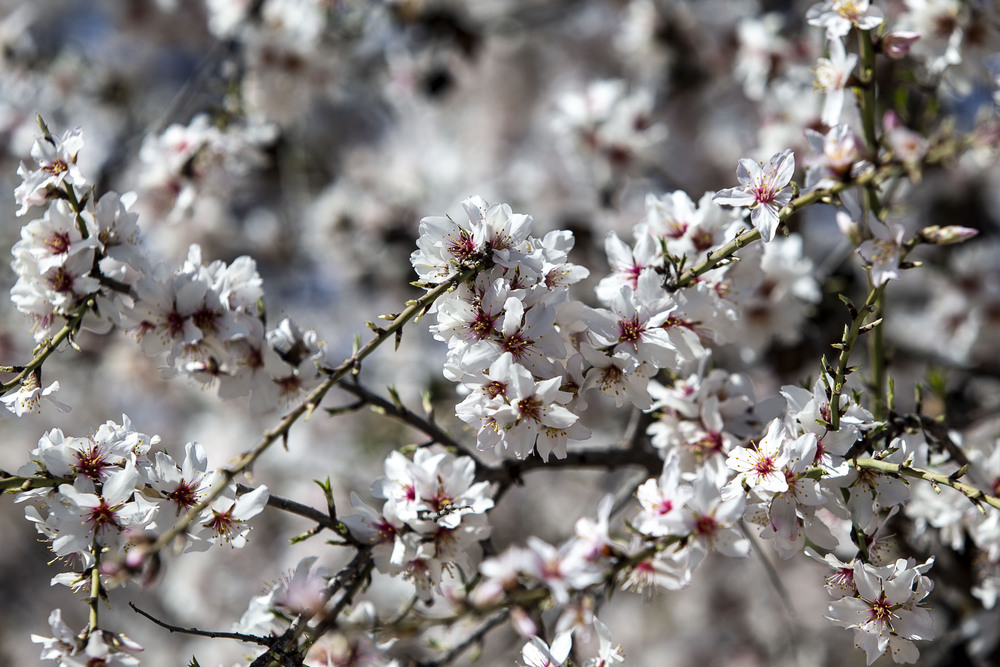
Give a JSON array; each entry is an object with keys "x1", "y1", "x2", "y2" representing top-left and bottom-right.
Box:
[{"x1": 1, "y1": 0, "x2": 999, "y2": 665}]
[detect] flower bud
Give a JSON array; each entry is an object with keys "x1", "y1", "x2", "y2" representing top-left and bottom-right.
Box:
[
  {"x1": 919, "y1": 225, "x2": 979, "y2": 245},
  {"x1": 510, "y1": 605, "x2": 538, "y2": 637},
  {"x1": 881, "y1": 32, "x2": 920, "y2": 59}
]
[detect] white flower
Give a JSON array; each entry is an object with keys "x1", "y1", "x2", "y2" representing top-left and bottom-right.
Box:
[
  {"x1": 15, "y1": 126, "x2": 86, "y2": 216},
  {"x1": 580, "y1": 343, "x2": 653, "y2": 410},
  {"x1": 521, "y1": 631, "x2": 572, "y2": 667},
  {"x1": 634, "y1": 453, "x2": 693, "y2": 538},
  {"x1": 585, "y1": 618, "x2": 625, "y2": 666},
  {"x1": 371, "y1": 447, "x2": 494, "y2": 529},
  {"x1": 2, "y1": 376, "x2": 70, "y2": 416},
  {"x1": 683, "y1": 467, "x2": 750, "y2": 558},
  {"x1": 194, "y1": 484, "x2": 269, "y2": 549},
  {"x1": 858, "y1": 219, "x2": 906, "y2": 286},
  {"x1": 826, "y1": 558, "x2": 935, "y2": 664},
  {"x1": 595, "y1": 230, "x2": 661, "y2": 304},
  {"x1": 713, "y1": 149, "x2": 795, "y2": 241},
  {"x1": 585, "y1": 270, "x2": 691, "y2": 370},
  {"x1": 31, "y1": 609, "x2": 81, "y2": 662},
  {"x1": 726, "y1": 418, "x2": 790, "y2": 495},
  {"x1": 410, "y1": 196, "x2": 533, "y2": 282},
  {"x1": 814, "y1": 38, "x2": 858, "y2": 127},
  {"x1": 806, "y1": 0, "x2": 884, "y2": 39},
  {"x1": 804, "y1": 125, "x2": 865, "y2": 190}
]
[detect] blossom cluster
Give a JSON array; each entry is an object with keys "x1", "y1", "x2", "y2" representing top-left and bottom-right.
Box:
[
  {"x1": 19, "y1": 416, "x2": 268, "y2": 664},
  {"x1": 8, "y1": 124, "x2": 328, "y2": 417},
  {"x1": 342, "y1": 445, "x2": 494, "y2": 600},
  {"x1": 411, "y1": 197, "x2": 592, "y2": 460}
]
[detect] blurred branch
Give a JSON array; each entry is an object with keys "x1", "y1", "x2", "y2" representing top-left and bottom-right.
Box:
[{"x1": 416, "y1": 610, "x2": 510, "y2": 667}]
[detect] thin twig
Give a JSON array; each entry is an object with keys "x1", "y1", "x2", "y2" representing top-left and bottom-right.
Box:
[
  {"x1": 0, "y1": 297, "x2": 94, "y2": 394},
  {"x1": 129, "y1": 603, "x2": 272, "y2": 646},
  {"x1": 416, "y1": 610, "x2": 511, "y2": 667},
  {"x1": 335, "y1": 379, "x2": 475, "y2": 458},
  {"x1": 236, "y1": 483, "x2": 342, "y2": 533}
]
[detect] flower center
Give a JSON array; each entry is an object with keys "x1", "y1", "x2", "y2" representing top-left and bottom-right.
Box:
[
  {"x1": 517, "y1": 395, "x2": 543, "y2": 422},
  {"x1": 43, "y1": 231, "x2": 72, "y2": 255},
  {"x1": 618, "y1": 315, "x2": 644, "y2": 345},
  {"x1": 43, "y1": 158, "x2": 69, "y2": 176}
]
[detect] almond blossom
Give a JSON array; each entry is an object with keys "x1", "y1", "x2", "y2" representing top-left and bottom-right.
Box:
[
  {"x1": 826, "y1": 558, "x2": 936, "y2": 664},
  {"x1": 806, "y1": 0, "x2": 884, "y2": 39},
  {"x1": 858, "y1": 219, "x2": 906, "y2": 286},
  {"x1": 814, "y1": 38, "x2": 857, "y2": 127},
  {"x1": 14, "y1": 126, "x2": 86, "y2": 217},
  {"x1": 713, "y1": 149, "x2": 795, "y2": 242}
]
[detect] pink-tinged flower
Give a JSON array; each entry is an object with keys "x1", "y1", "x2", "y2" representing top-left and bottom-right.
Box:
[
  {"x1": 858, "y1": 220, "x2": 906, "y2": 286},
  {"x1": 595, "y1": 230, "x2": 661, "y2": 303},
  {"x1": 713, "y1": 149, "x2": 795, "y2": 241},
  {"x1": 804, "y1": 125, "x2": 866, "y2": 190},
  {"x1": 806, "y1": 0, "x2": 884, "y2": 39},
  {"x1": 621, "y1": 538, "x2": 703, "y2": 594},
  {"x1": 883, "y1": 111, "x2": 927, "y2": 164},
  {"x1": 814, "y1": 38, "x2": 857, "y2": 127},
  {"x1": 683, "y1": 467, "x2": 750, "y2": 558}
]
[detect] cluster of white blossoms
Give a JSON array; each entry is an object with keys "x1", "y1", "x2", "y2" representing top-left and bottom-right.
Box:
[
  {"x1": 413, "y1": 190, "x2": 825, "y2": 462},
  {"x1": 10, "y1": 127, "x2": 152, "y2": 345},
  {"x1": 341, "y1": 446, "x2": 494, "y2": 600},
  {"x1": 5, "y1": 0, "x2": 1000, "y2": 661},
  {"x1": 125, "y1": 244, "x2": 327, "y2": 413},
  {"x1": 8, "y1": 124, "x2": 328, "y2": 416},
  {"x1": 551, "y1": 78, "x2": 665, "y2": 181},
  {"x1": 411, "y1": 196, "x2": 592, "y2": 460},
  {"x1": 136, "y1": 114, "x2": 275, "y2": 225},
  {"x1": 19, "y1": 416, "x2": 268, "y2": 664}
]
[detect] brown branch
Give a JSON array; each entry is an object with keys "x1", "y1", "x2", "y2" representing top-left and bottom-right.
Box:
[{"x1": 129, "y1": 603, "x2": 272, "y2": 646}]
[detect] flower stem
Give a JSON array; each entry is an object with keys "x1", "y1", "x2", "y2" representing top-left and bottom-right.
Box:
[
  {"x1": 855, "y1": 29, "x2": 888, "y2": 421},
  {"x1": 0, "y1": 297, "x2": 95, "y2": 395},
  {"x1": 828, "y1": 283, "x2": 886, "y2": 431},
  {"x1": 89, "y1": 539, "x2": 101, "y2": 634}
]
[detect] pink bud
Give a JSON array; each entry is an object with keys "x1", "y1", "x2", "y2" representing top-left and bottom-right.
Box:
[
  {"x1": 920, "y1": 225, "x2": 979, "y2": 245},
  {"x1": 882, "y1": 110, "x2": 901, "y2": 132},
  {"x1": 882, "y1": 32, "x2": 920, "y2": 59},
  {"x1": 510, "y1": 605, "x2": 538, "y2": 637}
]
